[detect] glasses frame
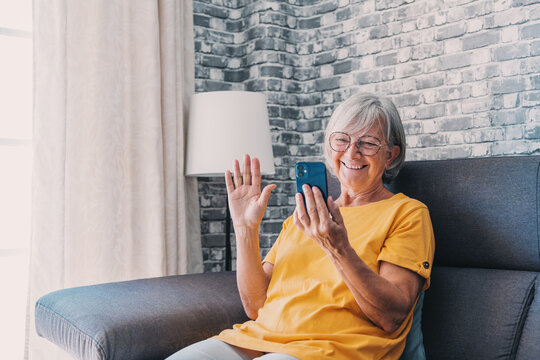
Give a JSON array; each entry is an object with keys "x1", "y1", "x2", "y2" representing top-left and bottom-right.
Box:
[{"x1": 329, "y1": 131, "x2": 386, "y2": 156}]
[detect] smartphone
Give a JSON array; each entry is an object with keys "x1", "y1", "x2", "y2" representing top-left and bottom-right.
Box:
[{"x1": 295, "y1": 162, "x2": 328, "y2": 207}]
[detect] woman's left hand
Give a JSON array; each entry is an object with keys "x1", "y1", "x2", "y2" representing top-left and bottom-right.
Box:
[{"x1": 293, "y1": 185, "x2": 350, "y2": 254}]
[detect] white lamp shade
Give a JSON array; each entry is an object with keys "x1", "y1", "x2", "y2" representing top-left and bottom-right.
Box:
[{"x1": 185, "y1": 91, "x2": 275, "y2": 177}]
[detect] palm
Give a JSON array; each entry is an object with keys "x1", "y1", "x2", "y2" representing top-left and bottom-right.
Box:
[{"x1": 225, "y1": 155, "x2": 276, "y2": 230}]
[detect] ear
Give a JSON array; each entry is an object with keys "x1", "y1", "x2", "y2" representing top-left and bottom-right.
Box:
[{"x1": 386, "y1": 145, "x2": 400, "y2": 168}]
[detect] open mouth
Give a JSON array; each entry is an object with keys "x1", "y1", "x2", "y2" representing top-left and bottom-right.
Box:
[{"x1": 341, "y1": 161, "x2": 368, "y2": 170}]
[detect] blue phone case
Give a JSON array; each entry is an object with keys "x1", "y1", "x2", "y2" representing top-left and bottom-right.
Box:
[{"x1": 295, "y1": 162, "x2": 328, "y2": 206}]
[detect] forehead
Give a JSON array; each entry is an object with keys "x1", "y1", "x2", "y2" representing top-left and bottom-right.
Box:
[{"x1": 344, "y1": 118, "x2": 385, "y2": 139}]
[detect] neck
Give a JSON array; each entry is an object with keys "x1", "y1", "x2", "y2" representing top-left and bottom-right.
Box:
[{"x1": 336, "y1": 182, "x2": 394, "y2": 207}]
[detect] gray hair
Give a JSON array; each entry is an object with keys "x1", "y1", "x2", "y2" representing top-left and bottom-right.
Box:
[{"x1": 323, "y1": 93, "x2": 406, "y2": 184}]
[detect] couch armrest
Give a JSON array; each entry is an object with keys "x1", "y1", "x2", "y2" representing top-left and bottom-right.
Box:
[{"x1": 35, "y1": 272, "x2": 248, "y2": 360}]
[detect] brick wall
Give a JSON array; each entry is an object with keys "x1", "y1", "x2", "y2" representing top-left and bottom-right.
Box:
[{"x1": 193, "y1": 0, "x2": 540, "y2": 272}]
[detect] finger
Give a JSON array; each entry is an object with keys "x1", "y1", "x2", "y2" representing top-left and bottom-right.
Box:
[
  {"x1": 295, "y1": 192, "x2": 310, "y2": 226},
  {"x1": 225, "y1": 170, "x2": 235, "y2": 194},
  {"x1": 233, "y1": 159, "x2": 242, "y2": 188},
  {"x1": 312, "y1": 187, "x2": 330, "y2": 222},
  {"x1": 303, "y1": 185, "x2": 320, "y2": 224},
  {"x1": 328, "y1": 196, "x2": 344, "y2": 225},
  {"x1": 259, "y1": 184, "x2": 276, "y2": 207},
  {"x1": 243, "y1": 154, "x2": 251, "y2": 186},
  {"x1": 252, "y1": 157, "x2": 261, "y2": 189},
  {"x1": 293, "y1": 209, "x2": 304, "y2": 231}
]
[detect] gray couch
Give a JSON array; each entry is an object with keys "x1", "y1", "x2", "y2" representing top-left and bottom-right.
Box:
[{"x1": 35, "y1": 156, "x2": 540, "y2": 359}]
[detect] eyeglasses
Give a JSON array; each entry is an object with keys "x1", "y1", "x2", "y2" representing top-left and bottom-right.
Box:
[{"x1": 329, "y1": 132, "x2": 385, "y2": 156}]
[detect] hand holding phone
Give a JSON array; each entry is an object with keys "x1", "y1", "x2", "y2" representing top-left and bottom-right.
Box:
[{"x1": 295, "y1": 162, "x2": 328, "y2": 208}]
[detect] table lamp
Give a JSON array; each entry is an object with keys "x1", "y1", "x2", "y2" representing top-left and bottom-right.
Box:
[{"x1": 185, "y1": 91, "x2": 275, "y2": 271}]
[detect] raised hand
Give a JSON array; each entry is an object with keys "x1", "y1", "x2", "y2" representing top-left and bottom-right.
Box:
[
  {"x1": 293, "y1": 185, "x2": 350, "y2": 254},
  {"x1": 225, "y1": 154, "x2": 276, "y2": 231}
]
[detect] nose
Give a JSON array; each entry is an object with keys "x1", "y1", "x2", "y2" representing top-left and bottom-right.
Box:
[{"x1": 346, "y1": 140, "x2": 364, "y2": 157}]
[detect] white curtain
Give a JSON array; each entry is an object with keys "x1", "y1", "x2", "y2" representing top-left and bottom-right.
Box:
[{"x1": 27, "y1": 0, "x2": 203, "y2": 358}]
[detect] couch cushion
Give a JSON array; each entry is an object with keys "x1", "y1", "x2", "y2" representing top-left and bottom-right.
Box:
[
  {"x1": 35, "y1": 272, "x2": 248, "y2": 360},
  {"x1": 389, "y1": 156, "x2": 540, "y2": 272},
  {"x1": 515, "y1": 275, "x2": 540, "y2": 360},
  {"x1": 422, "y1": 266, "x2": 537, "y2": 360}
]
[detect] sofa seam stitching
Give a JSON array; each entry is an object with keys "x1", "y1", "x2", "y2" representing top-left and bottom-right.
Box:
[
  {"x1": 508, "y1": 274, "x2": 537, "y2": 360},
  {"x1": 35, "y1": 302, "x2": 107, "y2": 359}
]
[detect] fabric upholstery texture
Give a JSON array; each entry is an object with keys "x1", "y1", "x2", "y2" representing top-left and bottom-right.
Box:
[
  {"x1": 35, "y1": 156, "x2": 540, "y2": 360},
  {"x1": 35, "y1": 273, "x2": 248, "y2": 360}
]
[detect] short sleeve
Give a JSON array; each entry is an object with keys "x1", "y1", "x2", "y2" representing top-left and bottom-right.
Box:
[
  {"x1": 262, "y1": 217, "x2": 292, "y2": 265},
  {"x1": 377, "y1": 206, "x2": 435, "y2": 290}
]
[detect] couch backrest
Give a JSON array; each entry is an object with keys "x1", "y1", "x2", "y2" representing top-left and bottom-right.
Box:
[{"x1": 329, "y1": 156, "x2": 540, "y2": 360}]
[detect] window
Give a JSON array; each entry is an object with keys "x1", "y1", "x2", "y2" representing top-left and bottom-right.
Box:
[{"x1": 0, "y1": 0, "x2": 33, "y2": 358}]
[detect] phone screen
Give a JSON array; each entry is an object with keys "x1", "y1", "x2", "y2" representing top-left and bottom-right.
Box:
[{"x1": 295, "y1": 162, "x2": 328, "y2": 207}]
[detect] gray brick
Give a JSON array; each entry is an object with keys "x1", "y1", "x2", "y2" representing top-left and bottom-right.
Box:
[
  {"x1": 267, "y1": 79, "x2": 282, "y2": 91},
  {"x1": 194, "y1": 14, "x2": 211, "y2": 28},
  {"x1": 203, "y1": 80, "x2": 233, "y2": 91},
  {"x1": 355, "y1": 70, "x2": 381, "y2": 84},
  {"x1": 435, "y1": 23, "x2": 466, "y2": 40},
  {"x1": 280, "y1": 107, "x2": 301, "y2": 120},
  {"x1": 272, "y1": 144, "x2": 288, "y2": 157},
  {"x1": 411, "y1": 43, "x2": 444, "y2": 60},
  {"x1": 298, "y1": 17, "x2": 321, "y2": 29},
  {"x1": 532, "y1": 40, "x2": 540, "y2": 56},
  {"x1": 370, "y1": 25, "x2": 389, "y2": 39},
  {"x1": 226, "y1": 19, "x2": 245, "y2": 32},
  {"x1": 439, "y1": 53, "x2": 472, "y2": 70},
  {"x1": 416, "y1": 104, "x2": 446, "y2": 119},
  {"x1": 293, "y1": 68, "x2": 320, "y2": 81},
  {"x1": 375, "y1": 52, "x2": 398, "y2": 66},
  {"x1": 521, "y1": 22, "x2": 540, "y2": 40},
  {"x1": 314, "y1": 52, "x2": 336, "y2": 66},
  {"x1": 260, "y1": 65, "x2": 284, "y2": 78},
  {"x1": 336, "y1": 7, "x2": 352, "y2": 21},
  {"x1": 493, "y1": 43, "x2": 529, "y2": 61},
  {"x1": 288, "y1": 119, "x2": 323, "y2": 132},
  {"x1": 491, "y1": 77, "x2": 527, "y2": 94},
  {"x1": 200, "y1": 55, "x2": 228, "y2": 68},
  {"x1": 403, "y1": 121, "x2": 423, "y2": 135},
  {"x1": 194, "y1": 2, "x2": 229, "y2": 19},
  {"x1": 522, "y1": 92, "x2": 540, "y2": 107},
  {"x1": 462, "y1": 31, "x2": 500, "y2": 51},
  {"x1": 315, "y1": 77, "x2": 340, "y2": 91},
  {"x1": 244, "y1": 79, "x2": 265, "y2": 91},
  {"x1": 437, "y1": 116, "x2": 475, "y2": 131},
  {"x1": 357, "y1": 14, "x2": 380, "y2": 28},
  {"x1": 490, "y1": 108, "x2": 526, "y2": 125},
  {"x1": 223, "y1": 69, "x2": 250, "y2": 82},
  {"x1": 296, "y1": 94, "x2": 321, "y2": 106},
  {"x1": 396, "y1": 63, "x2": 423, "y2": 78},
  {"x1": 417, "y1": 75, "x2": 444, "y2": 90},
  {"x1": 202, "y1": 234, "x2": 225, "y2": 247},
  {"x1": 333, "y1": 60, "x2": 352, "y2": 75},
  {"x1": 393, "y1": 93, "x2": 422, "y2": 107}
]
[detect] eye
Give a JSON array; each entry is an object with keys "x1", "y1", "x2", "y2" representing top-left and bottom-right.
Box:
[{"x1": 359, "y1": 137, "x2": 380, "y2": 148}]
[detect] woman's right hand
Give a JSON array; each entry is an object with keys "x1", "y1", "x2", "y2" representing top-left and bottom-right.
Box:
[{"x1": 225, "y1": 154, "x2": 276, "y2": 231}]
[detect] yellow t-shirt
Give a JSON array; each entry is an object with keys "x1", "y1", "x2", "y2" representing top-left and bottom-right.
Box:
[{"x1": 216, "y1": 193, "x2": 435, "y2": 360}]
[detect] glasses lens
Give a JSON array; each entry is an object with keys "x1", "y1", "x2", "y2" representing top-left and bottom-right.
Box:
[
  {"x1": 357, "y1": 137, "x2": 381, "y2": 156},
  {"x1": 330, "y1": 132, "x2": 350, "y2": 152}
]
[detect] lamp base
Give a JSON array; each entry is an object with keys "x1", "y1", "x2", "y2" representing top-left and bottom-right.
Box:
[{"x1": 225, "y1": 198, "x2": 232, "y2": 271}]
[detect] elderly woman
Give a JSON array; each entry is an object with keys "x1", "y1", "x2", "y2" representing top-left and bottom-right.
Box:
[{"x1": 167, "y1": 93, "x2": 435, "y2": 360}]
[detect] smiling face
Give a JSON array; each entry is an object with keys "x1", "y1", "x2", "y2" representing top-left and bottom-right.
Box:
[{"x1": 331, "y1": 119, "x2": 399, "y2": 195}]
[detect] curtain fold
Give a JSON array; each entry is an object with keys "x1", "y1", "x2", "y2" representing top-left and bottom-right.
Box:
[{"x1": 27, "y1": 0, "x2": 202, "y2": 358}]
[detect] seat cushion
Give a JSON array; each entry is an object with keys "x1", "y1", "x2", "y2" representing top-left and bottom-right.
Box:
[
  {"x1": 35, "y1": 272, "x2": 248, "y2": 360},
  {"x1": 422, "y1": 267, "x2": 537, "y2": 360}
]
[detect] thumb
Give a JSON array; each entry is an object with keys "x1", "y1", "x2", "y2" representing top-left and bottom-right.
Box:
[
  {"x1": 328, "y1": 196, "x2": 344, "y2": 225},
  {"x1": 259, "y1": 184, "x2": 277, "y2": 206}
]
